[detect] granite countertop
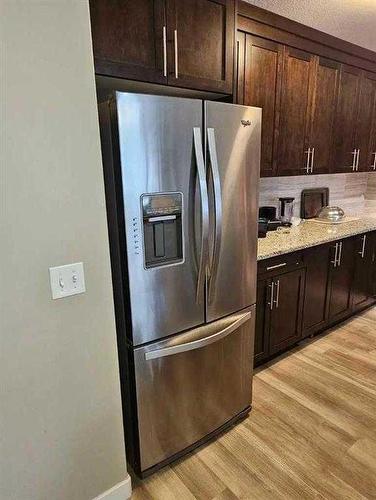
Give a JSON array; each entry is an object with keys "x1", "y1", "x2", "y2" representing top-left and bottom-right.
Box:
[{"x1": 258, "y1": 217, "x2": 376, "y2": 261}]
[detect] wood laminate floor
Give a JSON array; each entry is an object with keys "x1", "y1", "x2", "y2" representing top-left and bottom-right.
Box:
[{"x1": 131, "y1": 307, "x2": 376, "y2": 500}]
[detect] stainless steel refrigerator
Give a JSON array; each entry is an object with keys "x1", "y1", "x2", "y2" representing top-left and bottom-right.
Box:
[{"x1": 99, "y1": 92, "x2": 261, "y2": 476}]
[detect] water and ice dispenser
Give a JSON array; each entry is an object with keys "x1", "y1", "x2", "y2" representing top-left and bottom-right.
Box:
[{"x1": 141, "y1": 193, "x2": 183, "y2": 268}]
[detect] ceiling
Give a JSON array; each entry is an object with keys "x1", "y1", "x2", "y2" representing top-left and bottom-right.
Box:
[{"x1": 244, "y1": 0, "x2": 376, "y2": 52}]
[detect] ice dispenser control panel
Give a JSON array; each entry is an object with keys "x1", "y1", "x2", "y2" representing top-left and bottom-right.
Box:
[{"x1": 141, "y1": 193, "x2": 183, "y2": 268}]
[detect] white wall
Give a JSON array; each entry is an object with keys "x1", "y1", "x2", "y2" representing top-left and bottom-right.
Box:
[
  {"x1": 1, "y1": 1, "x2": 129, "y2": 499},
  {"x1": 244, "y1": 0, "x2": 376, "y2": 51}
]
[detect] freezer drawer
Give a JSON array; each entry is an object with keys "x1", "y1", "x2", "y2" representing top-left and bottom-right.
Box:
[{"x1": 133, "y1": 305, "x2": 255, "y2": 472}]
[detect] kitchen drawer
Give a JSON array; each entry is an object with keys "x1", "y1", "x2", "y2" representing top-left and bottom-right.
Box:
[{"x1": 258, "y1": 251, "x2": 303, "y2": 277}]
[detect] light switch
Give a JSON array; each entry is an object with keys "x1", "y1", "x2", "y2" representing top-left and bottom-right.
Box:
[{"x1": 49, "y1": 262, "x2": 86, "y2": 299}]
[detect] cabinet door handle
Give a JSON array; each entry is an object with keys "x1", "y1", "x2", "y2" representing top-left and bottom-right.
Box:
[
  {"x1": 371, "y1": 152, "x2": 376, "y2": 171},
  {"x1": 274, "y1": 280, "x2": 280, "y2": 308},
  {"x1": 268, "y1": 282, "x2": 274, "y2": 311},
  {"x1": 174, "y1": 29, "x2": 178, "y2": 78},
  {"x1": 337, "y1": 241, "x2": 343, "y2": 267},
  {"x1": 310, "y1": 147, "x2": 315, "y2": 173},
  {"x1": 356, "y1": 149, "x2": 360, "y2": 171},
  {"x1": 359, "y1": 234, "x2": 367, "y2": 258},
  {"x1": 162, "y1": 25, "x2": 167, "y2": 77},
  {"x1": 331, "y1": 243, "x2": 338, "y2": 268},
  {"x1": 266, "y1": 262, "x2": 287, "y2": 271},
  {"x1": 351, "y1": 149, "x2": 357, "y2": 171},
  {"x1": 304, "y1": 148, "x2": 311, "y2": 174}
]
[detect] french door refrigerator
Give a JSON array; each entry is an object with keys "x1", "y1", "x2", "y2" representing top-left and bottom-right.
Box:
[{"x1": 99, "y1": 92, "x2": 261, "y2": 476}]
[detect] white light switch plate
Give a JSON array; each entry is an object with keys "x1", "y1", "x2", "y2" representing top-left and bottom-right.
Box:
[{"x1": 49, "y1": 262, "x2": 86, "y2": 299}]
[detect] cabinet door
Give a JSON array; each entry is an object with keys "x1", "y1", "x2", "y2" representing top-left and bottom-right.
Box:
[
  {"x1": 370, "y1": 233, "x2": 376, "y2": 298},
  {"x1": 89, "y1": 0, "x2": 166, "y2": 84},
  {"x1": 276, "y1": 48, "x2": 315, "y2": 176},
  {"x1": 352, "y1": 233, "x2": 375, "y2": 310},
  {"x1": 240, "y1": 35, "x2": 282, "y2": 177},
  {"x1": 269, "y1": 268, "x2": 305, "y2": 355},
  {"x1": 356, "y1": 72, "x2": 376, "y2": 172},
  {"x1": 328, "y1": 238, "x2": 355, "y2": 321},
  {"x1": 166, "y1": 0, "x2": 234, "y2": 93},
  {"x1": 302, "y1": 244, "x2": 331, "y2": 336},
  {"x1": 332, "y1": 66, "x2": 361, "y2": 173},
  {"x1": 255, "y1": 278, "x2": 271, "y2": 364},
  {"x1": 308, "y1": 58, "x2": 339, "y2": 175},
  {"x1": 369, "y1": 95, "x2": 376, "y2": 173}
]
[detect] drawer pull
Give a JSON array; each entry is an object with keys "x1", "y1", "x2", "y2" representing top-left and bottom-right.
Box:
[
  {"x1": 145, "y1": 310, "x2": 252, "y2": 360},
  {"x1": 266, "y1": 262, "x2": 287, "y2": 271}
]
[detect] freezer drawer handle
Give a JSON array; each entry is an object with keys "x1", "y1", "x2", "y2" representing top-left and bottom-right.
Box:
[{"x1": 144, "y1": 310, "x2": 252, "y2": 360}]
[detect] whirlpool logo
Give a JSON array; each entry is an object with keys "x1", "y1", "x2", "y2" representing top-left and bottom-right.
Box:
[{"x1": 241, "y1": 119, "x2": 252, "y2": 127}]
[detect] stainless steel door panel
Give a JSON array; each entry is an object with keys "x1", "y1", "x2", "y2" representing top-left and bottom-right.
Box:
[
  {"x1": 205, "y1": 102, "x2": 261, "y2": 322},
  {"x1": 115, "y1": 93, "x2": 205, "y2": 345},
  {"x1": 133, "y1": 305, "x2": 255, "y2": 472}
]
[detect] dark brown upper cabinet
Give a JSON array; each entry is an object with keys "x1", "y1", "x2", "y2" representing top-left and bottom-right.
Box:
[
  {"x1": 237, "y1": 3, "x2": 376, "y2": 178},
  {"x1": 90, "y1": 0, "x2": 167, "y2": 84},
  {"x1": 332, "y1": 65, "x2": 361, "y2": 173},
  {"x1": 237, "y1": 33, "x2": 282, "y2": 176},
  {"x1": 166, "y1": 0, "x2": 234, "y2": 93},
  {"x1": 306, "y1": 58, "x2": 339, "y2": 175},
  {"x1": 356, "y1": 72, "x2": 376, "y2": 171},
  {"x1": 90, "y1": 0, "x2": 235, "y2": 94},
  {"x1": 276, "y1": 48, "x2": 315, "y2": 176}
]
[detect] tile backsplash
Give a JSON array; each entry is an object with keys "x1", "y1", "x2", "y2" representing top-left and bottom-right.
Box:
[
  {"x1": 259, "y1": 172, "x2": 376, "y2": 218},
  {"x1": 365, "y1": 172, "x2": 376, "y2": 215}
]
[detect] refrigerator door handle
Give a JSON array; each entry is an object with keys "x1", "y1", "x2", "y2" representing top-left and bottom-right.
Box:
[
  {"x1": 193, "y1": 127, "x2": 209, "y2": 303},
  {"x1": 145, "y1": 310, "x2": 252, "y2": 360},
  {"x1": 207, "y1": 128, "x2": 223, "y2": 302}
]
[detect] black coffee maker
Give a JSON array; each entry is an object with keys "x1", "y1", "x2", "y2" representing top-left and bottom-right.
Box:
[
  {"x1": 258, "y1": 206, "x2": 284, "y2": 237},
  {"x1": 258, "y1": 200, "x2": 294, "y2": 237}
]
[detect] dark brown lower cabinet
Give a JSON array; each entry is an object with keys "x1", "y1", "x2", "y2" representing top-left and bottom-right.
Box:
[
  {"x1": 327, "y1": 238, "x2": 356, "y2": 322},
  {"x1": 352, "y1": 233, "x2": 375, "y2": 310},
  {"x1": 256, "y1": 231, "x2": 376, "y2": 366},
  {"x1": 254, "y1": 278, "x2": 270, "y2": 364},
  {"x1": 269, "y1": 268, "x2": 306, "y2": 354},
  {"x1": 255, "y1": 266, "x2": 305, "y2": 364},
  {"x1": 368, "y1": 232, "x2": 376, "y2": 298},
  {"x1": 302, "y1": 244, "x2": 331, "y2": 337}
]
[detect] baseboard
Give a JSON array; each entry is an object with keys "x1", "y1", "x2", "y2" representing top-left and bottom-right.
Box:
[{"x1": 92, "y1": 475, "x2": 132, "y2": 500}]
